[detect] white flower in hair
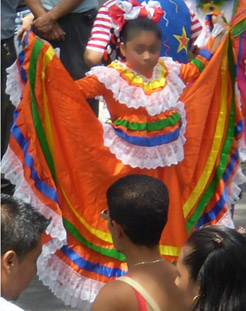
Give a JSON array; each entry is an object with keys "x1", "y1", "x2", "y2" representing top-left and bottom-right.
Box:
[
  {"x1": 115, "y1": 0, "x2": 162, "y2": 20},
  {"x1": 141, "y1": 1, "x2": 162, "y2": 19},
  {"x1": 109, "y1": 0, "x2": 164, "y2": 37}
]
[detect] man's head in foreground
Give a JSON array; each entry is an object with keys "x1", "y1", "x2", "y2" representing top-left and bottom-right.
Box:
[{"x1": 1, "y1": 194, "x2": 50, "y2": 301}]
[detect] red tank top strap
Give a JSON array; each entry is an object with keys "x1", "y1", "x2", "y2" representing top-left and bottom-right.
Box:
[{"x1": 132, "y1": 287, "x2": 148, "y2": 311}]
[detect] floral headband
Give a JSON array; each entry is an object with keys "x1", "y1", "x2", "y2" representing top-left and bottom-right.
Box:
[
  {"x1": 108, "y1": 0, "x2": 164, "y2": 35},
  {"x1": 103, "y1": 0, "x2": 164, "y2": 64}
]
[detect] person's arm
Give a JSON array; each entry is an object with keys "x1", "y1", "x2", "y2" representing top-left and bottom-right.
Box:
[
  {"x1": 75, "y1": 75, "x2": 107, "y2": 98},
  {"x1": 84, "y1": 49, "x2": 105, "y2": 67},
  {"x1": 25, "y1": 0, "x2": 64, "y2": 41},
  {"x1": 25, "y1": 0, "x2": 47, "y2": 17},
  {"x1": 210, "y1": 14, "x2": 227, "y2": 52},
  {"x1": 84, "y1": 2, "x2": 112, "y2": 66},
  {"x1": 180, "y1": 14, "x2": 226, "y2": 82},
  {"x1": 26, "y1": 0, "x2": 84, "y2": 41},
  {"x1": 17, "y1": 13, "x2": 34, "y2": 42}
]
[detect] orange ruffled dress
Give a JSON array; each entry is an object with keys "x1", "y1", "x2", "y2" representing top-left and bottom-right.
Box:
[{"x1": 2, "y1": 32, "x2": 245, "y2": 309}]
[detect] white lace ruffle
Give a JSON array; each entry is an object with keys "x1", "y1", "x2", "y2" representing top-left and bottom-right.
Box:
[
  {"x1": 216, "y1": 210, "x2": 235, "y2": 228},
  {"x1": 102, "y1": 107, "x2": 186, "y2": 168},
  {"x1": 1, "y1": 147, "x2": 67, "y2": 242},
  {"x1": 227, "y1": 164, "x2": 246, "y2": 206},
  {"x1": 238, "y1": 136, "x2": 246, "y2": 162},
  {"x1": 208, "y1": 166, "x2": 246, "y2": 228},
  {"x1": 2, "y1": 56, "x2": 105, "y2": 310},
  {"x1": 87, "y1": 59, "x2": 185, "y2": 116},
  {"x1": 5, "y1": 60, "x2": 24, "y2": 107},
  {"x1": 219, "y1": 133, "x2": 246, "y2": 227},
  {"x1": 91, "y1": 60, "x2": 187, "y2": 168},
  {"x1": 37, "y1": 244, "x2": 105, "y2": 310},
  {"x1": 219, "y1": 166, "x2": 246, "y2": 228},
  {"x1": 1, "y1": 147, "x2": 105, "y2": 309}
]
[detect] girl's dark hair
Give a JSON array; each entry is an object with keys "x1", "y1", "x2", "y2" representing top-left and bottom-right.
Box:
[
  {"x1": 184, "y1": 226, "x2": 246, "y2": 311},
  {"x1": 120, "y1": 17, "x2": 161, "y2": 44},
  {"x1": 103, "y1": 17, "x2": 161, "y2": 64},
  {"x1": 106, "y1": 174, "x2": 169, "y2": 247}
]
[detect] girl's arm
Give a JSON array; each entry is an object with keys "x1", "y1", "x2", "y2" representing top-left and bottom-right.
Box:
[
  {"x1": 180, "y1": 14, "x2": 226, "y2": 83},
  {"x1": 75, "y1": 75, "x2": 107, "y2": 98}
]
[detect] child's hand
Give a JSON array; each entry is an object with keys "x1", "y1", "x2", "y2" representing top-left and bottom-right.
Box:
[
  {"x1": 17, "y1": 13, "x2": 34, "y2": 43},
  {"x1": 211, "y1": 12, "x2": 227, "y2": 34}
]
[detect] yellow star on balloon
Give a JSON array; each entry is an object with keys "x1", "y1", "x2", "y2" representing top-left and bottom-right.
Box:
[{"x1": 173, "y1": 27, "x2": 189, "y2": 53}]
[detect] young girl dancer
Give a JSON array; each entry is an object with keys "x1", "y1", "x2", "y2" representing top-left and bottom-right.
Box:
[
  {"x1": 2, "y1": 3, "x2": 244, "y2": 309},
  {"x1": 75, "y1": 15, "x2": 225, "y2": 170}
]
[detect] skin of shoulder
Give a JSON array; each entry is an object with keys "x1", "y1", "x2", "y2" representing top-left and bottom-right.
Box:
[
  {"x1": 91, "y1": 278, "x2": 140, "y2": 311},
  {"x1": 127, "y1": 261, "x2": 185, "y2": 311},
  {"x1": 91, "y1": 261, "x2": 184, "y2": 311}
]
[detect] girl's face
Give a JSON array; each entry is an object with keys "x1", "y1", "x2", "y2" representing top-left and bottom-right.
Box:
[
  {"x1": 175, "y1": 246, "x2": 200, "y2": 310},
  {"x1": 120, "y1": 30, "x2": 161, "y2": 76}
]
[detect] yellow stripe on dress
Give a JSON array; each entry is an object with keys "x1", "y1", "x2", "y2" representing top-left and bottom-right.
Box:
[{"x1": 182, "y1": 37, "x2": 229, "y2": 219}]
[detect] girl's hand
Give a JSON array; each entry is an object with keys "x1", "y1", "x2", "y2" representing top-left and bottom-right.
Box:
[
  {"x1": 17, "y1": 13, "x2": 34, "y2": 43},
  {"x1": 211, "y1": 12, "x2": 227, "y2": 35}
]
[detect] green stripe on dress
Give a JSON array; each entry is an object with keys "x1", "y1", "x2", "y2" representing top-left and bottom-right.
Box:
[
  {"x1": 231, "y1": 19, "x2": 246, "y2": 37},
  {"x1": 185, "y1": 38, "x2": 236, "y2": 232},
  {"x1": 112, "y1": 112, "x2": 181, "y2": 131},
  {"x1": 63, "y1": 218, "x2": 126, "y2": 261},
  {"x1": 29, "y1": 40, "x2": 56, "y2": 181}
]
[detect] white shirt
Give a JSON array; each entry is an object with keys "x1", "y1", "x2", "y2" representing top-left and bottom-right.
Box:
[{"x1": 0, "y1": 297, "x2": 24, "y2": 311}]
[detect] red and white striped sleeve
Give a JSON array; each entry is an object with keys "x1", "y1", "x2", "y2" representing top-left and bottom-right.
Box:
[
  {"x1": 86, "y1": 0, "x2": 116, "y2": 53},
  {"x1": 189, "y1": 9, "x2": 203, "y2": 52}
]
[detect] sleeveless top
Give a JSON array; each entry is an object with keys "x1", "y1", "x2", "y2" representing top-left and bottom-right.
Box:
[{"x1": 116, "y1": 275, "x2": 161, "y2": 311}]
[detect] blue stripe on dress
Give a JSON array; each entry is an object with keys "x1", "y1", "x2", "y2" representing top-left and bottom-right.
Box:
[
  {"x1": 10, "y1": 110, "x2": 58, "y2": 203},
  {"x1": 18, "y1": 48, "x2": 27, "y2": 83},
  {"x1": 196, "y1": 187, "x2": 227, "y2": 228},
  {"x1": 60, "y1": 245, "x2": 126, "y2": 277},
  {"x1": 222, "y1": 149, "x2": 239, "y2": 183},
  {"x1": 235, "y1": 119, "x2": 243, "y2": 137},
  {"x1": 113, "y1": 123, "x2": 182, "y2": 147}
]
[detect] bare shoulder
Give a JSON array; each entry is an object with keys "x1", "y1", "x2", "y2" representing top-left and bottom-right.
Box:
[
  {"x1": 129, "y1": 261, "x2": 184, "y2": 311},
  {"x1": 91, "y1": 279, "x2": 138, "y2": 311}
]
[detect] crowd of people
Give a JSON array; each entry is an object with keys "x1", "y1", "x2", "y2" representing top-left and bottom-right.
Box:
[{"x1": 1, "y1": 0, "x2": 246, "y2": 310}]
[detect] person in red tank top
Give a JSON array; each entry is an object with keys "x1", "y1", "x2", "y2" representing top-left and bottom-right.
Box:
[{"x1": 91, "y1": 174, "x2": 185, "y2": 311}]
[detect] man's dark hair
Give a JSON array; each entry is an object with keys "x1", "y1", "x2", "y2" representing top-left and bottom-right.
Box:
[
  {"x1": 120, "y1": 17, "x2": 161, "y2": 44},
  {"x1": 1, "y1": 194, "x2": 50, "y2": 259},
  {"x1": 106, "y1": 174, "x2": 169, "y2": 247},
  {"x1": 184, "y1": 226, "x2": 246, "y2": 311}
]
